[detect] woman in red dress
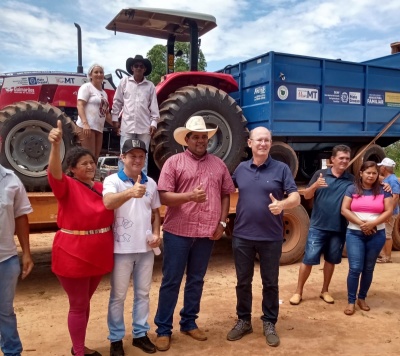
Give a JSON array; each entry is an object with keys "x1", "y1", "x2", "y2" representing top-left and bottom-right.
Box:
[{"x1": 48, "y1": 120, "x2": 114, "y2": 356}]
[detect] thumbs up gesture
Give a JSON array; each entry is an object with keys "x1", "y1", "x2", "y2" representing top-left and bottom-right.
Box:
[
  {"x1": 131, "y1": 174, "x2": 146, "y2": 198},
  {"x1": 268, "y1": 193, "x2": 284, "y2": 215},
  {"x1": 316, "y1": 172, "x2": 328, "y2": 189},
  {"x1": 191, "y1": 182, "x2": 207, "y2": 203},
  {"x1": 48, "y1": 120, "x2": 63, "y2": 145}
]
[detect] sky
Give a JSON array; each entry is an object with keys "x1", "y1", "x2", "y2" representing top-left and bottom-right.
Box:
[{"x1": 1, "y1": 0, "x2": 400, "y2": 77}]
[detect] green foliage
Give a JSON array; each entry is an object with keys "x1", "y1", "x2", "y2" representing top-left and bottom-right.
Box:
[
  {"x1": 384, "y1": 141, "x2": 400, "y2": 175},
  {"x1": 146, "y1": 42, "x2": 207, "y2": 85}
]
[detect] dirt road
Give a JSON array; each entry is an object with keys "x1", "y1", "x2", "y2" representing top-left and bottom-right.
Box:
[{"x1": 14, "y1": 233, "x2": 400, "y2": 356}]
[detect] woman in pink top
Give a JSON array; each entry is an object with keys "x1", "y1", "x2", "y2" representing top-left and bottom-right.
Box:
[{"x1": 341, "y1": 161, "x2": 392, "y2": 315}]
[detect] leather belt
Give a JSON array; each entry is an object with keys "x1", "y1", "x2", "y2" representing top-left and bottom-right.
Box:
[{"x1": 60, "y1": 227, "x2": 112, "y2": 235}]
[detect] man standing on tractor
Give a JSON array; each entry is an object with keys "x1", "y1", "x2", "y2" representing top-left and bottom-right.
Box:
[{"x1": 111, "y1": 54, "x2": 160, "y2": 175}]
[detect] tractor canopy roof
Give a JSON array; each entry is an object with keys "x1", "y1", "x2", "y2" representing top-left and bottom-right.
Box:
[{"x1": 105, "y1": 7, "x2": 217, "y2": 41}]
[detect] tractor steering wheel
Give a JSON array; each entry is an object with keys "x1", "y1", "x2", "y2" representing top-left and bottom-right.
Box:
[{"x1": 115, "y1": 69, "x2": 130, "y2": 79}]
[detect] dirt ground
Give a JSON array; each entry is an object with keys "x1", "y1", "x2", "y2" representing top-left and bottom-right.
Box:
[{"x1": 13, "y1": 232, "x2": 400, "y2": 356}]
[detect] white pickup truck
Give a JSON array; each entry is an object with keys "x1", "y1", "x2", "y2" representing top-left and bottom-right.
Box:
[{"x1": 95, "y1": 156, "x2": 119, "y2": 182}]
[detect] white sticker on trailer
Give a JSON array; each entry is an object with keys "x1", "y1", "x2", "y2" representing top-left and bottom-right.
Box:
[
  {"x1": 296, "y1": 88, "x2": 319, "y2": 101},
  {"x1": 349, "y1": 92, "x2": 361, "y2": 104}
]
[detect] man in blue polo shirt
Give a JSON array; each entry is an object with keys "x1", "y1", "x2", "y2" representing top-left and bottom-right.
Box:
[
  {"x1": 226, "y1": 127, "x2": 300, "y2": 348},
  {"x1": 377, "y1": 157, "x2": 400, "y2": 263},
  {"x1": 289, "y1": 144, "x2": 354, "y2": 306}
]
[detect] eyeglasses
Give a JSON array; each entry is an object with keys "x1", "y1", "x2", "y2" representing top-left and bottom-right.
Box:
[
  {"x1": 249, "y1": 139, "x2": 271, "y2": 144},
  {"x1": 133, "y1": 64, "x2": 145, "y2": 69}
]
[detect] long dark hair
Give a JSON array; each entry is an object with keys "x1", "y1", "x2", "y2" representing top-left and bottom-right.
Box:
[
  {"x1": 65, "y1": 146, "x2": 95, "y2": 177},
  {"x1": 354, "y1": 161, "x2": 381, "y2": 197}
]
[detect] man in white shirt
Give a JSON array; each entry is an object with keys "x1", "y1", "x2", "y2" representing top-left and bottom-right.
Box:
[
  {"x1": 111, "y1": 55, "x2": 160, "y2": 174},
  {"x1": 103, "y1": 138, "x2": 161, "y2": 356},
  {"x1": 0, "y1": 136, "x2": 34, "y2": 356}
]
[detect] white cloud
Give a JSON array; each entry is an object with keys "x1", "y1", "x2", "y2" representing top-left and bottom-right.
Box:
[{"x1": 1, "y1": 0, "x2": 400, "y2": 75}]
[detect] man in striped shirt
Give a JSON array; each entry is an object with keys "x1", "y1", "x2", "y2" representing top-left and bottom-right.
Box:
[{"x1": 154, "y1": 116, "x2": 236, "y2": 352}]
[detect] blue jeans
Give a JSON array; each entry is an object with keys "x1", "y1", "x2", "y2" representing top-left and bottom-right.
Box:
[
  {"x1": 118, "y1": 133, "x2": 151, "y2": 174},
  {"x1": 154, "y1": 231, "x2": 215, "y2": 336},
  {"x1": 303, "y1": 227, "x2": 345, "y2": 265},
  {"x1": 0, "y1": 256, "x2": 22, "y2": 356},
  {"x1": 345, "y1": 229, "x2": 385, "y2": 304},
  {"x1": 108, "y1": 252, "x2": 154, "y2": 341},
  {"x1": 232, "y1": 236, "x2": 282, "y2": 324}
]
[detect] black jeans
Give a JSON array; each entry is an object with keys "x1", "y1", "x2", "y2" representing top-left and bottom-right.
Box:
[{"x1": 232, "y1": 236, "x2": 282, "y2": 324}]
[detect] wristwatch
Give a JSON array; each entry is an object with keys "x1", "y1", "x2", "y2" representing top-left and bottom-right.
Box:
[{"x1": 219, "y1": 221, "x2": 227, "y2": 228}]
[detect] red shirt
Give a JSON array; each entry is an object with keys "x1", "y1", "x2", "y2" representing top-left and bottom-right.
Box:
[
  {"x1": 158, "y1": 150, "x2": 235, "y2": 237},
  {"x1": 48, "y1": 172, "x2": 114, "y2": 278}
]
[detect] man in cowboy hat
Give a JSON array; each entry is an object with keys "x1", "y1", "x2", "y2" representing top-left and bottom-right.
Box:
[
  {"x1": 153, "y1": 116, "x2": 236, "y2": 352},
  {"x1": 111, "y1": 54, "x2": 160, "y2": 174}
]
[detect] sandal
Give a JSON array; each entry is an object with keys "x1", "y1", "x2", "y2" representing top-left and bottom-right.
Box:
[
  {"x1": 377, "y1": 257, "x2": 392, "y2": 263},
  {"x1": 344, "y1": 304, "x2": 355, "y2": 316},
  {"x1": 357, "y1": 299, "x2": 370, "y2": 311}
]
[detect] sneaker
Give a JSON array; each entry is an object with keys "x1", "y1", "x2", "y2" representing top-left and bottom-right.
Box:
[
  {"x1": 263, "y1": 321, "x2": 280, "y2": 347},
  {"x1": 110, "y1": 340, "x2": 125, "y2": 356},
  {"x1": 132, "y1": 334, "x2": 156, "y2": 354},
  {"x1": 227, "y1": 319, "x2": 253, "y2": 341}
]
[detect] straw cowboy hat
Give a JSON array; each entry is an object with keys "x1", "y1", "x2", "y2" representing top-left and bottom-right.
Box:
[
  {"x1": 173, "y1": 116, "x2": 218, "y2": 146},
  {"x1": 126, "y1": 55, "x2": 152, "y2": 76}
]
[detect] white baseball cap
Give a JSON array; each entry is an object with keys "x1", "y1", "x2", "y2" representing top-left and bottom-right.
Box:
[{"x1": 377, "y1": 157, "x2": 396, "y2": 167}]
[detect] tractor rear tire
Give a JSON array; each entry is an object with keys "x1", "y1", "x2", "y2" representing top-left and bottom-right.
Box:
[
  {"x1": 0, "y1": 101, "x2": 76, "y2": 192},
  {"x1": 280, "y1": 205, "x2": 309, "y2": 265},
  {"x1": 270, "y1": 141, "x2": 298, "y2": 178},
  {"x1": 153, "y1": 85, "x2": 248, "y2": 173},
  {"x1": 392, "y1": 216, "x2": 400, "y2": 251},
  {"x1": 352, "y1": 144, "x2": 385, "y2": 175}
]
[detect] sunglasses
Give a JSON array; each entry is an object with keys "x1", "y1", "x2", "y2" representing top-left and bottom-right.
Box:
[{"x1": 133, "y1": 64, "x2": 145, "y2": 69}]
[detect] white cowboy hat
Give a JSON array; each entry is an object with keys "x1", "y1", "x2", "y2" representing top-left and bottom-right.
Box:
[{"x1": 173, "y1": 116, "x2": 218, "y2": 146}]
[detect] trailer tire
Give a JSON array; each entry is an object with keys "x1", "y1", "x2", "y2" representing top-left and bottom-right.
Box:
[
  {"x1": 352, "y1": 144, "x2": 385, "y2": 175},
  {"x1": 280, "y1": 205, "x2": 309, "y2": 265},
  {"x1": 153, "y1": 85, "x2": 248, "y2": 173},
  {"x1": 270, "y1": 141, "x2": 298, "y2": 177},
  {"x1": 392, "y1": 215, "x2": 400, "y2": 251},
  {"x1": 0, "y1": 101, "x2": 76, "y2": 191}
]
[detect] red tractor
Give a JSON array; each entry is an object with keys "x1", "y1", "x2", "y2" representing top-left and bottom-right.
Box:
[{"x1": 0, "y1": 8, "x2": 248, "y2": 192}]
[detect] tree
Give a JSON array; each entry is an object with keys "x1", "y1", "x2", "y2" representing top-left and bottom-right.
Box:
[
  {"x1": 146, "y1": 42, "x2": 207, "y2": 85},
  {"x1": 384, "y1": 141, "x2": 400, "y2": 175}
]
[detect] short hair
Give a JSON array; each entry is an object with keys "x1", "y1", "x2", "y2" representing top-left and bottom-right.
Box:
[
  {"x1": 66, "y1": 146, "x2": 96, "y2": 176},
  {"x1": 332, "y1": 144, "x2": 351, "y2": 157}
]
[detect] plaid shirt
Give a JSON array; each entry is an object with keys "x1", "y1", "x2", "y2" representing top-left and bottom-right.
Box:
[{"x1": 158, "y1": 150, "x2": 235, "y2": 237}]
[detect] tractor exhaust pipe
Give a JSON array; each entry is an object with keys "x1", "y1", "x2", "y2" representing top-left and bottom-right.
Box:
[{"x1": 74, "y1": 23, "x2": 83, "y2": 73}]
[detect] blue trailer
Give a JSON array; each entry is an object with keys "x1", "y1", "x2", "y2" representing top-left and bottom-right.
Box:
[{"x1": 220, "y1": 51, "x2": 400, "y2": 181}]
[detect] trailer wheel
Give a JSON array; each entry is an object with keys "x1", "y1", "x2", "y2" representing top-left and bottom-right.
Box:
[
  {"x1": 153, "y1": 85, "x2": 249, "y2": 173},
  {"x1": 270, "y1": 141, "x2": 298, "y2": 178},
  {"x1": 352, "y1": 144, "x2": 385, "y2": 175},
  {"x1": 280, "y1": 205, "x2": 309, "y2": 265},
  {"x1": 0, "y1": 101, "x2": 76, "y2": 191},
  {"x1": 392, "y1": 215, "x2": 400, "y2": 251}
]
